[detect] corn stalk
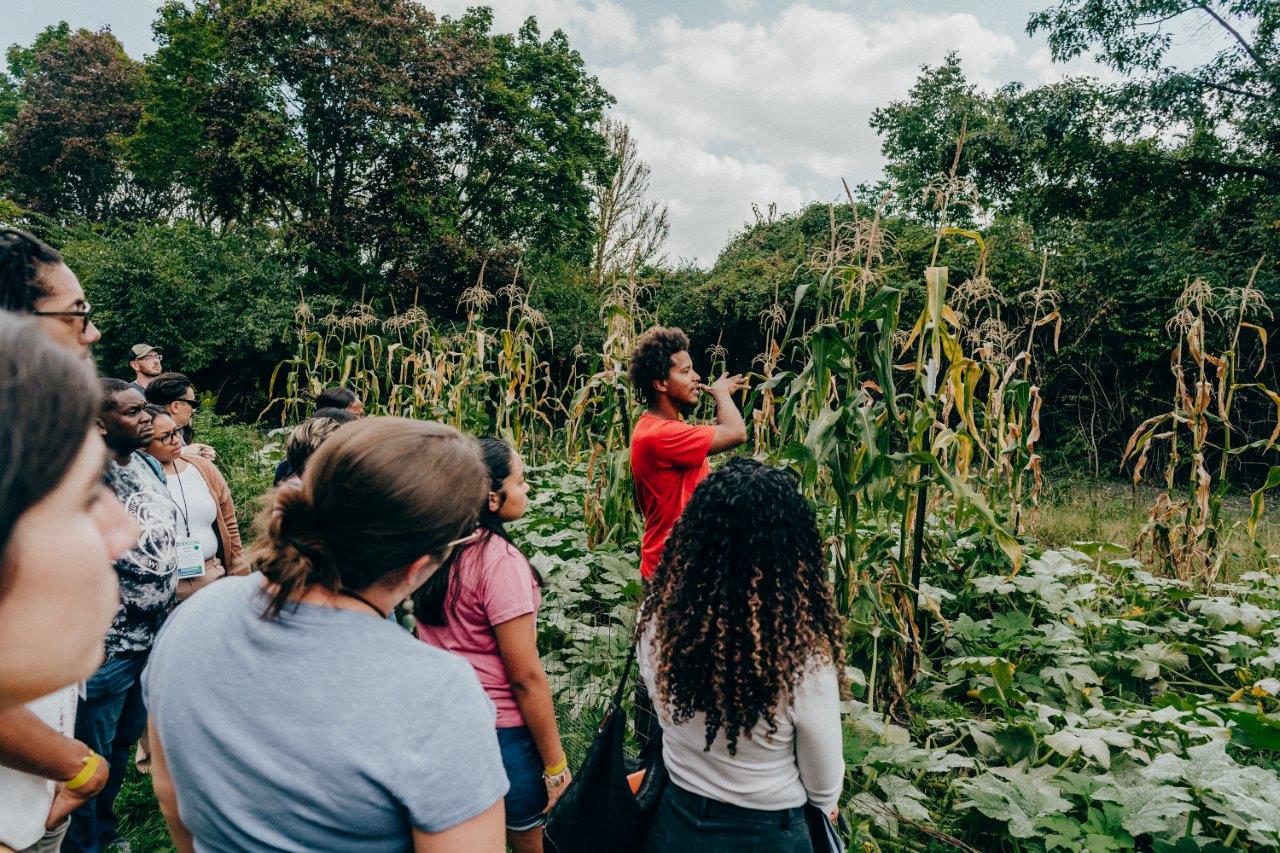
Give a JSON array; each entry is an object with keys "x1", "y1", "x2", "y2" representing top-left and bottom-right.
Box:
[{"x1": 1123, "y1": 271, "x2": 1279, "y2": 586}]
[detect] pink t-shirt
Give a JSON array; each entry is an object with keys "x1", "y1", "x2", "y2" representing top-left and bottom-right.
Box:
[{"x1": 415, "y1": 533, "x2": 540, "y2": 728}]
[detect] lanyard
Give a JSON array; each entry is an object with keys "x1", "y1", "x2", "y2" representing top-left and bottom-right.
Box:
[{"x1": 167, "y1": 461, "x2": 192, "y2": 537}]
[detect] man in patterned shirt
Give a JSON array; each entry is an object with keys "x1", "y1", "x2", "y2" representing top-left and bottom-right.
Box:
[{"x1": 66, "y1": 380, "x2": 178, "y2": 853}]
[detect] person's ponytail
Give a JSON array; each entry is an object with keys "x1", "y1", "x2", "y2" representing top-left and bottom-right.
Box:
[
  {"x1": 253, "y1": 487, "x2": 340, "y2": 618},
  {"x1": 244, "y1": 418, "x2": 487, "y2": 621}
]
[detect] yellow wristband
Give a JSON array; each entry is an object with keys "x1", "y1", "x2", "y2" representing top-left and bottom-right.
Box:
[
  {"x1": 64, "y1": 752, "x2": 102, "y2": 791},
  {"x1": 544, "y1": 758, "x2": 567, "y2": 777}
]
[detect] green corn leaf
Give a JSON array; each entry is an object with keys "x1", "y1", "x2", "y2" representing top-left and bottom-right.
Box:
[{"x1": 1249, "y1": 466, "x2": 1280, "y2": 538}]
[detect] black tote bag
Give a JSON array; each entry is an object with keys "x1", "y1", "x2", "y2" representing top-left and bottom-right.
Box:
[
  {"x1": 804, "y1": 804, "x2": 848, "y2": 853},
  {"x1": 545, "y1": 645, "x2": 667, "y2": 853}
]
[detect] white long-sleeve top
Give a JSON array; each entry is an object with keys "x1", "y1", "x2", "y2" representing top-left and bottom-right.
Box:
[{"x1": 638, "y1": 627, "x2": 844, "y2": 813}]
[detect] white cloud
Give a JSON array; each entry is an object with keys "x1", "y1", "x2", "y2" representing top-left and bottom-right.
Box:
[
  {"x1": 619, "y1": 115, "x2": 817, "y2": 263},
  {"x1": 417, "y1": 2, "x2": 1119, "y2": 265},
  {"x1": 1021, "y1": 46, "x2": 1124, "y2": 87},
  {"x1": 420, "y1": 0, "x2": 640, "y2": 52},
  {"x1": 597, "y1": 5, "x2": 1018, "y2": 263}
]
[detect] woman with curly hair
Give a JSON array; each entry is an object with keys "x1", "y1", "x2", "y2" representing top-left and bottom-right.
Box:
[{"x1": 637, "y1": 457, "x2": 844, "y2": 851}]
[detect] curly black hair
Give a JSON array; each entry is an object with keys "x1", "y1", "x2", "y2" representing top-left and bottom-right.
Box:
[
  {"x1": 0, "y1": 227, "x2": 62, "y2": 313},
  {"x1": 629, "y1": 326, "x2": 689, "y2": 405},
  {"x1": 637, "y1": 457, "x2": 843, "y2": 756}
]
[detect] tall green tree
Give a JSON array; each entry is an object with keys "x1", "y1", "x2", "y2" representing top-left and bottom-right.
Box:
[
  {"x1": 129, "y1": 1, "x2": 612, "y2": 308},
  {"x1": 0, "y1": 21, "x2": 74, "y2": 129},
  {"x1": 442, "y1": 13, "x2": 613, "y2": 264},
  {"x1": 0, "y1": 25, "x2": 142, "y2": 219},
  {"x1": 1029, "y1": 0, "x2": 1280, "y2": 185}
]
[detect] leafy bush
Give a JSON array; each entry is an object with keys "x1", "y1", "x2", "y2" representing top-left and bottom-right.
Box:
[
  {"x1": 52, "y1": 220, "x2": 299, "y2": 412},
  {"x1": 842, "y1": 543, "x2": 1280, "y2": 849}
]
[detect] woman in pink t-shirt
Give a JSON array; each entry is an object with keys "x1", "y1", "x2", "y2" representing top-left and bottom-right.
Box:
[{"x1": 414, "y1": 438, "x2": 570, "y2": 853}]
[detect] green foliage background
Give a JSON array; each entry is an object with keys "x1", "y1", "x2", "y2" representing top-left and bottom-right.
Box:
[{"x1": 1, "y1": 0, "x2": 1277, "y2": 479}]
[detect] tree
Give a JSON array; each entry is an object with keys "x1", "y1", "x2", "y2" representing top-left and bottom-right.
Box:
[
  {"x1": 870, "y1": 42, "x2": 1279, "y2": 476},
  {"x1": 54, "y1": 218, "x2": 299, "y2": 410},
  {"x1": 590, "y1": 117, "x2": 669, "y2": 288},
  {"x1": 1028, "y1": 0, "x2": 1280, "y2": 186},
  {"x1": 0, "y1": 22, "x2": 73, "y2": 131},
  {"x1": 443, "y1": 13, "x2": 614, "y2": 269},
  {"x1": 130, "y1": 2, "x2": 613, "y2": 309},
  {"x1": 0, "y1": 26, "x2": 142, "y2": 219}
]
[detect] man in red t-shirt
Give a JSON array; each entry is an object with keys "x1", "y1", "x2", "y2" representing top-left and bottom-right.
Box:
[{"x1": 628, "y1": 326, "x2": 747, "y2": 580}]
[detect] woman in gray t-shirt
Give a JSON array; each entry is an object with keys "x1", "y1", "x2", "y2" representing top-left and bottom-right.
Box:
[{"x1": 142, "y1": 418, "x2": 508, "y2": 852}]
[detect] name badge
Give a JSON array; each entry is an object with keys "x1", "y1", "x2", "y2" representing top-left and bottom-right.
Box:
[{"x1": 175, "y1": 537, "x2": 205, "y2": 578}]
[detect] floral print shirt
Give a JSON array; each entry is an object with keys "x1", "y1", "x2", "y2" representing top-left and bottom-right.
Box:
[{"x1": 104, "y1": 453, "x2": 179, "y2": 656}]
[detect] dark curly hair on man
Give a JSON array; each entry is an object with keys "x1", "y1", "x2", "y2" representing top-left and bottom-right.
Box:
[
  {"x1": 0, "y1": 227, "x2": 62, "y2": 313},
  {"x1": 637, "y1": 457, "x2": 843, "y2": 756},
  {"x1": 628, "y1": 326, "x2": 689, "y2": 405}
]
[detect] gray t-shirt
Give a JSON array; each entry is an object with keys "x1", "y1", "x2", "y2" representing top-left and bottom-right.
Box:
[{"x1": 142, "y1": 575, "x2": 508, "y2": 852}]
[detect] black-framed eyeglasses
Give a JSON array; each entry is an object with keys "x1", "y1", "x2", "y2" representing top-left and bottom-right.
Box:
[
  {"x1": 32, "y1": 302, "x2": 93, "y2": 332},
  {"x1": 152, "y1": 429, "x2": 182, "y2": 445},
  {"x1": 177, "y1": 397, "x2": 201, "y2": 410}
]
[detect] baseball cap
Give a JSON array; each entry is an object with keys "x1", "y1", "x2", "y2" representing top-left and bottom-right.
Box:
[{"x1": 130, "y1": 343, "x2": 162, "y2": 359}]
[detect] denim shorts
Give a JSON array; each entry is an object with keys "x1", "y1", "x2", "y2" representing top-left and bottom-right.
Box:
[{"x1": 496, "y1": 725, "x2": 548, "y2": 831}]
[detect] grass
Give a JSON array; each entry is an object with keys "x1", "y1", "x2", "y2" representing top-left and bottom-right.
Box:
[
  {"x1": 1027, "y1": 477, "x2": 1280, "y2": 578},
  {"x1": 116, "y1": 765, "x2": 171, "y2": 852}
]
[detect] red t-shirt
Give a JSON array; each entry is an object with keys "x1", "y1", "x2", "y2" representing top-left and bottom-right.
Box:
[{"x1": 630, "y1": 412, "x2": 716, "y2": 579}]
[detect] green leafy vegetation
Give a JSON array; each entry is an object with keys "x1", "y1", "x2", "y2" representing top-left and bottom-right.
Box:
[
  {"x1": 114, "y1": 447, "x2": 1280, "y2": 851},
  {"x1": 9, "y1": 2, "x2": 1280, "y2": 849}
]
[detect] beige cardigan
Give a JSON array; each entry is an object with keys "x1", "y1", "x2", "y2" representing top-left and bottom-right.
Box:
[{"x1": 173, "y1": 455, "x2": 247, "y2": 600}]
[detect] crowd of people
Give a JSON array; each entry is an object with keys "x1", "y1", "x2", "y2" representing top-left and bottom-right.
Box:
[{"x1": 0, "y1": 224, "x2": 844, "y2": 852}]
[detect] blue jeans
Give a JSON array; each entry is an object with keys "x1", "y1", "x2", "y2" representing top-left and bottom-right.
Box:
[
  {"x1": 64, "y1": 653, "x2": 150, "y2": 853},
  {"x1": 642, "y1": 782, "x2": 812, "y2": 853},
  {"x1": 496, "y1": 725, "x2": 549, "y2": 831}
]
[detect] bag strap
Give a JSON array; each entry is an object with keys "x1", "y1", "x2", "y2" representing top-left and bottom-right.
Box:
[{"x1": 611, "y1": 643, "x2": 638, "y2": 708}]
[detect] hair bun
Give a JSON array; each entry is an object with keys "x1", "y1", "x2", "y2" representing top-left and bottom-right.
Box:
[{"x1": 272, "y1": 487, "x2": 316, "y2": 539}]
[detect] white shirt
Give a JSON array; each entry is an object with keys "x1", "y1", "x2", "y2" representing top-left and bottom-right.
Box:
[
  {"x1": 639, "y1": 627, "x2": 844, "y2": 813},
  {"x1": 167, "y1": 462, "x2": 219, "y2": 561},
  {"x1": 0, "y1": 686, "x2": 77, "y2": 848}
]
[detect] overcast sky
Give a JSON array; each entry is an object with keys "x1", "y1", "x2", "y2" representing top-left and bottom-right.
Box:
[{"x1": 3, "y1": 1, "x2": 1226, "y2": 265}]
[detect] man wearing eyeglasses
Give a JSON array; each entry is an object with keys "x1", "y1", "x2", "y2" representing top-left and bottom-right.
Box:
[
  {"x1": 0, "y1": 227, "x2": 101, "y2": 360},
  {"x1": 127, "y1": 345, "x2": 163, "y2": 393},
  {"x1": 0, "y1": 228, "x2": 111, "y2": 853}
]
